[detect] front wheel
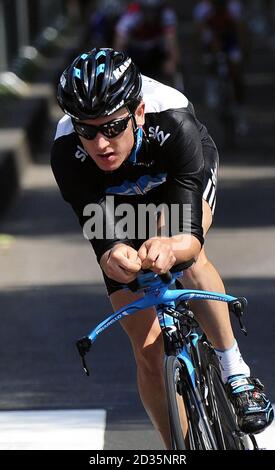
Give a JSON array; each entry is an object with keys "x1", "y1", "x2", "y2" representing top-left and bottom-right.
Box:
[{"x1": 164, "y1": 355, "x2": 217, "y2": 450}]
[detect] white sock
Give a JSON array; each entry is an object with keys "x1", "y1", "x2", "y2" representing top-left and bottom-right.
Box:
[{"x1": 214, "y1": 339, "x2": 250, "y2": 384}]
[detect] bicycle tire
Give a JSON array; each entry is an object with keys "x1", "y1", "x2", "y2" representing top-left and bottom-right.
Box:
[
  {"x1": 164, "y1": 355, "x2": 217, "y2": 450},
  {"x1": 164, "y1": 355, "x2": 186, "y2": 449},
  {"x1": 199, "y1": 340, "x2": 249, "y2": 450}
]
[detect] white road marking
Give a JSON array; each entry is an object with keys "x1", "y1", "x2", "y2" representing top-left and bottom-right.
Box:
[
  {"x1": 0, "y1": 406, "x2": 274, "y2": 450},
  {"x1": 0, "y1": 409, "x2": 106, "y2": 450},
  {"x1": 219, "y1": 165, "x2": 275, "y2": 180}
]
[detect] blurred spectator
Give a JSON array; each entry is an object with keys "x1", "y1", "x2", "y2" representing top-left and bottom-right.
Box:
[
  {"x1": 113, "y1": 0, "x2": 182, "y2": 88},
  {"x1": 90, "y1": 0, "x2": 126, "y2": 47},
  {"x1": 193, "y1": 0, "x2": 249, "y2": 133}
]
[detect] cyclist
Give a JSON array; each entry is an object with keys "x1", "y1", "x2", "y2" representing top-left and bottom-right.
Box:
[
  {"x1": 51, "y1": 48, "x2": 273, "y2": 448},
  {"x1": 113, "y1": 0, "x2": 180, "y2": 87}
]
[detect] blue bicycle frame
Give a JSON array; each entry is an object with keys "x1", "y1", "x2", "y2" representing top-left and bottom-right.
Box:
[{"x1": 76, "y1": 270, "x2": 247, "y2": 382}]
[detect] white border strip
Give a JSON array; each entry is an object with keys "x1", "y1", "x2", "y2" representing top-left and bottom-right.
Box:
[{"x1": 0, "y1": 409, "x2": 106, "y2": 450}]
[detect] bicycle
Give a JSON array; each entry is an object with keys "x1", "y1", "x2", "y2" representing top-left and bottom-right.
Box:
[{"x1": 76, "y1": 265, "x2": 259, "y2": 450}]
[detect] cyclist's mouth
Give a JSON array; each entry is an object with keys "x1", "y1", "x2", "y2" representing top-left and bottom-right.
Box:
[{"x1": 98, "y1": 152, "x2": 115, "y2": 160}]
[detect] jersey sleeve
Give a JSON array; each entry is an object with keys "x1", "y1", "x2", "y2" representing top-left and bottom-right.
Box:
[{"x1": 163, "y1": 111, "x2": 204, "y2": 246}]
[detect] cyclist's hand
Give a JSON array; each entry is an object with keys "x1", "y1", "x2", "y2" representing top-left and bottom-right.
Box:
[
  {"x1": 100, "y1": 244, "x2": 141, "y2": 283},
  {"x1": 138, "y1": 238, "x2": 176, "y2": 274}
]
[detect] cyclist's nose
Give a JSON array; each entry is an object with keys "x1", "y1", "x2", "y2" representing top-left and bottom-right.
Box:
[{"x1": 94, "y1": 132, "x2": 110, "y2": 150}]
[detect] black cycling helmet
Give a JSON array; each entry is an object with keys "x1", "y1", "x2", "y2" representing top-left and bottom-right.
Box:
[{"x1": 57, "y1": 48, "x2": 142, "y2": 121}]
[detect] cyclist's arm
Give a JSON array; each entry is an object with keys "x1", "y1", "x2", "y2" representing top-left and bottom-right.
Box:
[
  {"x1": 168, "y1": 112, "x2": 204, "y2": 238},
  {"x1": 145, "y1": 111, "x2": 205, "y2": 266},
  {"x1": 155, "y1": 206, "x2": 201, "y2": 263},
  {"x1": 52, "y1": 180, "x2": 139, "y2": 281},
  {"x1": 74, "y1": 197, "x2": 141, "y2": 282},
  {"x1": 65, "y1": 195, "x2": 137, "y2": 267}
]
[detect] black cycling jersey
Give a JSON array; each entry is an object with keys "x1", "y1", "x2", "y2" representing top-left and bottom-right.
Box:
[{"x1": 51, "y1": 76, "x2": 218, "y2": 264}]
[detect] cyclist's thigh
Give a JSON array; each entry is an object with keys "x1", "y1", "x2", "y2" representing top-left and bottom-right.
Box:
[{"x1": 110, "y1": 289, "x2": 162, "y2": 351}]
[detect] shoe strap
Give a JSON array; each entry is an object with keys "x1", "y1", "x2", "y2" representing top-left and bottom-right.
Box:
[{"x1": 227, "y1": 375, "x2": 255, "y2": 394}]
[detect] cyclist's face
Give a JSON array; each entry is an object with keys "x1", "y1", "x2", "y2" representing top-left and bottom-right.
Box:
[{"x1": 77, "y1": 103, "x2": 145, "y2": 172}]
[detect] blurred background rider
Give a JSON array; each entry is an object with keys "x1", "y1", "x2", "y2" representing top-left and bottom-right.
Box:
[
  {"x1": 114, "y1": 0, "x2": 182, "y2": 88},
  {"x1": 193, "y1": 0, "x2": 249, "y2": 133}
]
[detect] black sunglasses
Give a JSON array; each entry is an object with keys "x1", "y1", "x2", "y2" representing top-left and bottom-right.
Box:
[{"x1": 72, "y1": 114, "x2": 132, "y2": 140}]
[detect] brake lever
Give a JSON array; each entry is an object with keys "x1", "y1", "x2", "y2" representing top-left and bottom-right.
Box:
[
  {"x1": 229, "y1": 297, "x2": 248, "y2": 336},
  {"x1": 76, "y1": 336, "x2": 92, "y2": 376}
]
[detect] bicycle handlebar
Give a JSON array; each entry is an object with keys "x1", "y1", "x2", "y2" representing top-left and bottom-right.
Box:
[
  {"x1": 128, "y1": 259, "x2": 195, "y2": 292},
  {"x1": 158, "y1": 272, "x2": 173, "y2": 284}
]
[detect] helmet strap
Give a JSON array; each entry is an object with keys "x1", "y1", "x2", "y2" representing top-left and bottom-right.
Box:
[
  {"x1": 127, "y1": 105, "x2": 139, "y2": 133},
  {"x1": 128, "y1": 126, "x2": 143, "y2": 164}
]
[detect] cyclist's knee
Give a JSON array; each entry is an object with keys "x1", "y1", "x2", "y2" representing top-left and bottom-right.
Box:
[{"x1": 118, "y1": 303, "x2": 164, "y2": 376}]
